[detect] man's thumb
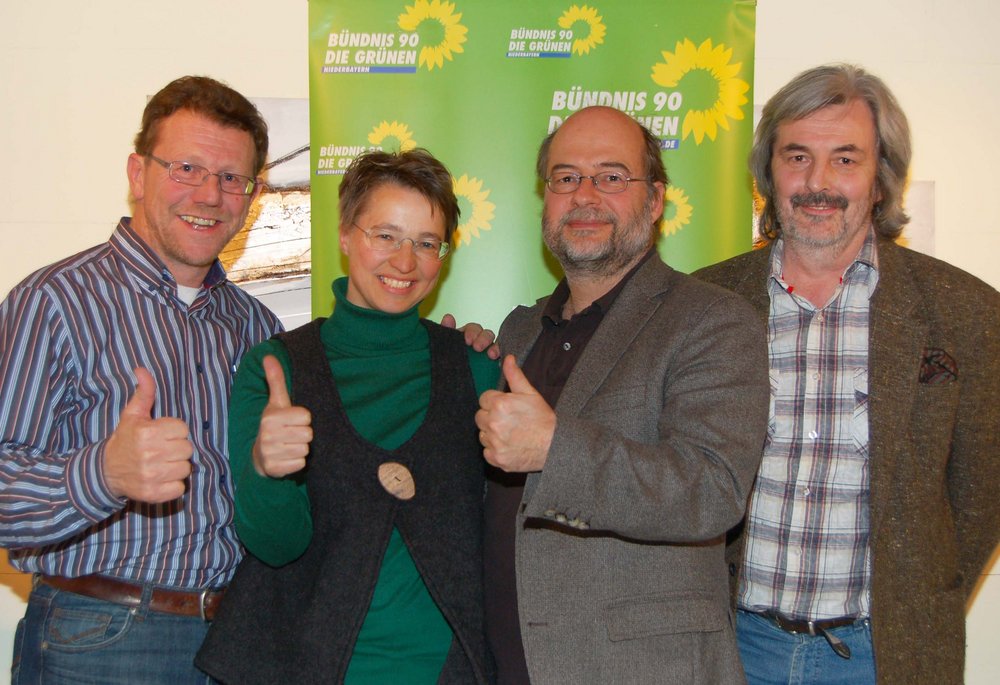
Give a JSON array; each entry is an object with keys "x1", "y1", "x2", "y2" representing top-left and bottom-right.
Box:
[
  {"x1": 262, "y1": 355, "x2": 292, "y2": 409},
  {"x1": 503, "y1": 354, "x2": 536, "y2": 395},
  {"x1": 123, "y1": 367, "x2": 156, "y2": 418}
]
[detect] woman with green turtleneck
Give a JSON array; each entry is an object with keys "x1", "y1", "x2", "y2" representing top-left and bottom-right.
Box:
[{"x1": 197, "y1": 150, "x2": 499, "y2": 685}]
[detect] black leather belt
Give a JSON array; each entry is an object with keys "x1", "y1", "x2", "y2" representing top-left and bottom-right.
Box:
[
  {"x1": 748, "y1": 609, "x2": 861, "y2": 659},
  {"x1": 760, "y1": 610, "x2": 858, "y2": 636}
]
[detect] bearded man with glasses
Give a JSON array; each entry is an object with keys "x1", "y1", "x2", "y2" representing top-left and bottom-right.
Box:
[{"x1": 475, "y1": 105, "x2": 770, "y2": 684}]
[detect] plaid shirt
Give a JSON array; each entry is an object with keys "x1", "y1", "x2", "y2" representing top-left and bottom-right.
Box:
[{"x1": 739, "y1": 232, "x2": 879, "y2": 620}]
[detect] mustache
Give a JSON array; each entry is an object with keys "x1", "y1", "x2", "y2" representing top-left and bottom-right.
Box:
[
  {"x1": 790, "y1": 192, "x2": 849, "y2": 210},
  {"x1": 557, "y1": 207, "x2": 618, "y2": 227}
]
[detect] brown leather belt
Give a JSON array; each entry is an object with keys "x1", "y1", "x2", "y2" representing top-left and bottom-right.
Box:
[
  {"x1": 39, "y1": 574, "x2": 225, "y2": 622},
  {"x1": 760, "y1": 610, "x2": 859, "y2": 636}
]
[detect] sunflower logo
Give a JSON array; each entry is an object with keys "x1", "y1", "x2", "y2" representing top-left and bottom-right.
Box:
[
  {"x1": 661, "y1": 185, "x2": 693, "y2": 236},
  {"x1": 651, "y1": 38, "x2": 749, "y2": 145},
  {"x1": 367, "y1": 121, "x2": 417, "y2": 151},
  {"x1": 558, "y1": 5, "x2": 606, "y2": 56},
  {"x1": 398, "y1": 0, "x2": 468, "y2": 71},
  {"x1": 452, "y1": 174, "x2": 495, "y2": 246}
]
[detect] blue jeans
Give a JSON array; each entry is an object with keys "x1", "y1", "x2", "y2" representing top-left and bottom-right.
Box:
[
  {"x1": 736, "y1": 609, "x2": 876, "y2": 685},
  {"x1": 12, "y1": 578, "x2": 215, "y2": 685}
]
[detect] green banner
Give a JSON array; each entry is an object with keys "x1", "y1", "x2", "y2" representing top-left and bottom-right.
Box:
[{"x1": 309, "y1": 0, "x2": 756, "y2": 330}]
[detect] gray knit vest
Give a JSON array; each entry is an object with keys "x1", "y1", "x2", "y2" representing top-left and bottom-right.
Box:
[{"x1": 197, "y1": 319, "x2": 494, "y2": 684}]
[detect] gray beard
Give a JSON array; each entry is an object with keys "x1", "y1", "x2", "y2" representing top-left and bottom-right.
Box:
[
  {"x1": 777, "y1": 191, "x2": 872, "y2": 251},
  {"x1": 543, "y1": 204, "x2": 654, "y2": 279}
]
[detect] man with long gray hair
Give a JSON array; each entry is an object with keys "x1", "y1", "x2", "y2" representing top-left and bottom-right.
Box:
[{"x1": 697, "y1": 63, "x2": 1000, "y2": 684}]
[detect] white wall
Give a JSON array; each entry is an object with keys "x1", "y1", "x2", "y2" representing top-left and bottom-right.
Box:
[{"x1": 1, "y1": 1, "x2": 997, "y2": 682}]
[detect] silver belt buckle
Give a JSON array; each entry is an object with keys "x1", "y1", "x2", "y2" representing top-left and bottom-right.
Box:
[{"x1": 198, "y1": 588, "x2": 210, "y2": 622}]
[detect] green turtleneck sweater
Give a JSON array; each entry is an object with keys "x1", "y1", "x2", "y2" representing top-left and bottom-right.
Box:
[{"x1": 229, "y1": 277, "x2": 499, "y2": 684}]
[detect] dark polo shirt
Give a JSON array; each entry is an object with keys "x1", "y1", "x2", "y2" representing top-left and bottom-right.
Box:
[{"x1": 483, "y1": 250, "x2": 654, "y2": 684}]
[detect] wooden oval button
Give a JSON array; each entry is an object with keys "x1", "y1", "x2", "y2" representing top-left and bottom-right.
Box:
[{"x1": 378, "y1": 462, "x2": 415, "y2": 500}]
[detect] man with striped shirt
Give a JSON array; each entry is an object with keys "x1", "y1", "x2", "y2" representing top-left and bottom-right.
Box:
[
  {"x1": 697, "y1": 64, "x2": 1000, "y2": 684},
  {"x1": 0, "y1": 76, "x2": 282, "y2": 684}
]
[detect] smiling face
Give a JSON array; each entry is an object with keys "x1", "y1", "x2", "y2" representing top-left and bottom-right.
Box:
[
  {"x1": 339, "y1": 183, "x2": 447, "y2": 314},
  {"x1": 771, "y1": 99, "x2": 881, "y2": 256},
  {"x1": 541, "y1": 107, "x2": 663, "y2": 279},
  {"x1": 127, "y1": 109, "x2": 258, "y2": 287}
]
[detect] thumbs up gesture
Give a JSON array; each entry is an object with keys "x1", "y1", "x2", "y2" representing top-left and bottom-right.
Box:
[
  {"x1": 252, "y1": 355, "x2": 313, "y2": 478},
  {"x1": 476, "y1": 355, "x2": 555, "y2": 473},
  {"x1": 104, "y1": 367, "x2": 194, "y2": 503}
]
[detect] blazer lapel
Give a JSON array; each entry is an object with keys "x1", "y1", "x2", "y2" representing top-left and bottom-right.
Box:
[
  {"x1": 553, "y1": 257, "x2": 672, "y2": 418},
  {"x1": 738, "y1": 249, "x2": 773, "y2": 325},
  {"x1": 502, "y1": 305, "x2": 546, "y2": 370},
  {"x1": 512, "y1": 258, "x2": 673, "y2": 501},
  {"x1": 498, "y1": 299, "x2": 549, "y2": 501},
  {"x1": 867, "y1": 241, "x2": 926, "y2": 530}
]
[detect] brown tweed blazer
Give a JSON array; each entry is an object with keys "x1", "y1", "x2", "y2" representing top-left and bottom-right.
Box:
[{"x1": 695, "y1": 238, "x2": 1000, "y2": 684}]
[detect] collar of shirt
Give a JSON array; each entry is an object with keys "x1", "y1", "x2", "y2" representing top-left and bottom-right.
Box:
[
  {"x1": 541, "y1": 248, "x2": 655, "y2": 326},
  {"x1": 111, "y1": 217, "x2": 229, "y2": 296},
  {"x1": 767, "y1": 230, "x2": 880, "y2": 306}
]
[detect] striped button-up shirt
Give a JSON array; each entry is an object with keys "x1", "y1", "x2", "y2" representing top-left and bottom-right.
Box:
[
  {"x1": 739, "y1": 232, "x2": 879, "y2": 620},
  {"x1": 0, "y1": 219, "x2": 282, "y2": 589}
]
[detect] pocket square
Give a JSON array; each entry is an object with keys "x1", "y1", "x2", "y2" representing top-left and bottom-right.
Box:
[{"x1": 919, "y1": 347, "x2": 958, "y2": 384}]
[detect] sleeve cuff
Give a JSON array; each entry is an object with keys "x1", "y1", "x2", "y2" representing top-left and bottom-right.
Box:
[{"x1": 65, "y1": 441, "x2": 127, "y2": 521}]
